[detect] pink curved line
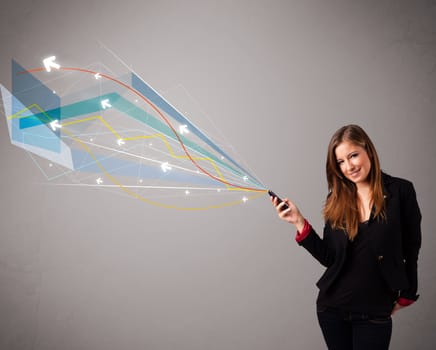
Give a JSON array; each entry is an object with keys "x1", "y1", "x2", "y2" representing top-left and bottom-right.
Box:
[{"x1": 19, "y1": 67, "x2": 266, "y2": 193}]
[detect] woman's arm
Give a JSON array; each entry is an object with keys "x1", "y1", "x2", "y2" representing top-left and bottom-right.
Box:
[
  {"x1": 399, "y1": 181, "x2": 422, "y2": 301},
  {"x1": 270, "y1": 195, "x2": 305, "y2": 231},
  {"x1": 270, "y1": 196, "x2": 335, "y2": 267}
]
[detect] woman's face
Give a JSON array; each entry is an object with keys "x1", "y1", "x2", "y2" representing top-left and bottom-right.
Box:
[{"x1": 335, "y1": 140, "x2": 372, "y2": 186}]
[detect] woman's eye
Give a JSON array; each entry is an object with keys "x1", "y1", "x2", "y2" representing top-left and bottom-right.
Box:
[
  {"x1": 350, "y1": 153, "x2": 358, "y2": 158},
  {"x1": 337, "y1": 160, "x2": 344, "y2": 165}
]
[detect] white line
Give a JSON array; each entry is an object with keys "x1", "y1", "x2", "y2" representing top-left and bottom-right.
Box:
[
  {"x1": 75, "y1": 139, "x2": 202, "y2": 175},
  {"x1": 41, "y1": 183, "x2": 227, "y2": 191}
]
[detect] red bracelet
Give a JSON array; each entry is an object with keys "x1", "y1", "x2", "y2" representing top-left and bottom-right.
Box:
[
  {"x1": 295, "y1": 219, "x2": 312, "y2": 243},
  {"x1": 397, "y1": 297, "x2": 415, "y2": 307}
]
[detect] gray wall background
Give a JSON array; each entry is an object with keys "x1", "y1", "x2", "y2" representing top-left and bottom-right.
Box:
[{"x1": 0, "y1": 0, "x2": 435, "y2": 349}]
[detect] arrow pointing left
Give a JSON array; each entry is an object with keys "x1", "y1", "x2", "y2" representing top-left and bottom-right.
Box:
[
  {"x1": 179, "y1": 125, "x2": 189, "y2": 135},
  {"x1": 161, "y1": 162, "x2": 172, "y2": 173},
  {"x1": 101, "y1": 99, "x2": 112, "y2": 109},
  {"x1": 43, "y1": 56, "x2": 60, "y2": 72},
  {"x1": 96, "y1": 178, "x2": 103, "y2": 184},
  {"x1": 49, "y1": 120, "x2": 62, "y2": 131}
]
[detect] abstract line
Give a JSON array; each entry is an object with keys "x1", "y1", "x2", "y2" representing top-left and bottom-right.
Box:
[{"x1": 0, "y1": 57, "x2": 268, "y2": 209}]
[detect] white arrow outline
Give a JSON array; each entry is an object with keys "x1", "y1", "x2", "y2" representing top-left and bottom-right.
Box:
[
  {"x1": 101, "y1": 99, "x2": 112, "y2": 109},
  {"x1": 161, "y1": 162, "x2": 172, "y2": 173},
  {"x1": 179, "y1": 124, "x2": 189, "y2": 135},
  {"x1": 49, "y1": 119, "x2": 62, "y2": 131},
  {"x1": 43, "y1": 56, "x2": 60, "y2": 72}
]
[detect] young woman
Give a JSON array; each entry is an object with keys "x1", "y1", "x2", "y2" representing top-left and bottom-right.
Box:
[{"x1": 271, "y1": 124, "x2": 421, "y2": 350}]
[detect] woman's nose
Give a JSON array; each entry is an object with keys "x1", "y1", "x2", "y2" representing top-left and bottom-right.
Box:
[{"x1": 345, "y1": 160, "x2": 355, "y2": 171}]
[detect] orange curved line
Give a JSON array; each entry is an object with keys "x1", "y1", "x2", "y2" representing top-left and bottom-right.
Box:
[{"x1": 18, "y1": 66, "x2": 266, "y2": 193}]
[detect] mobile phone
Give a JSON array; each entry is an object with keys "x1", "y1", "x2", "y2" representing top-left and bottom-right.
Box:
[{"x1": 268, "y1": 190, "x2": 289, "y2": 210}]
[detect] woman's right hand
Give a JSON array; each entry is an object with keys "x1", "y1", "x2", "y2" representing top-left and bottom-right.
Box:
[{"x1": 270, "y1": 195, "x2": 306, "y2": 232}]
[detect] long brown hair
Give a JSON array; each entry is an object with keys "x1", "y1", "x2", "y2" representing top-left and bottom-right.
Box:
[{"x1": 323, "y1": 125, "x2": 385, "y2": 240}]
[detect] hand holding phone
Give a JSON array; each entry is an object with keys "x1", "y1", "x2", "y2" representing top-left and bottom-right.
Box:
[
  {"x1": 268, "y1": 190, "x2": 289, "y2": 210},
  {"x1": 269, "y1": 191, "x2": 306, "y2": 230}
]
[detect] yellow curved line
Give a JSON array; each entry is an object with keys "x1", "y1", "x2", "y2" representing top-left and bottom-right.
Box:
[
  {"x1": 62, "y1": 127, "x2": 266, "y2": 210},
  {"x1": 122, "y1": 134, "x2": 236, "y2": 190},
  {"x1": 8, "y1": 105, "x2": 268, "y2": 210},
  {"x1": 10, "y1": 104, "x2": 248, "y2": 191},
  {"x1": 8, "y1": 103, "x2": 51, "y2": 121},
  {"x1": 63, "y1": 115, "x2": 123, "y2": 139}
]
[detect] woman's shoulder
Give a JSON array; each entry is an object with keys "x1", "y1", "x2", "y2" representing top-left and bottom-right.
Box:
[
  {"x1": 382, "y1": 172, "x2": 417, "y2": 198},
  {"x1": 382, "y1": 172, "x2": 415, "y2": 188}
]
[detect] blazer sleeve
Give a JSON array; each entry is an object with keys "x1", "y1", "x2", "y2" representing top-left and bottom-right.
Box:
[
  {"x1": 298, "y1": 224, "x2": 336, "y2": 268},
  {"x1": 399, "y1": 181, "x2": 422, "y2": 301}
]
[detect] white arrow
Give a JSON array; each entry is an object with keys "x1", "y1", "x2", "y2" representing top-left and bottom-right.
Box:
[
  {"x1": 101, "y1": 99, "x2": 112, "y2": 109},
  {"x1": 161, "y1": 162, "x2": 172, "y2": 173},
  {"x1": 96, "y1": 178, "x2": 103, "y2": 184},
  {"x1": 49, "y1": 119, "x2": 62, "y2": 131},
  {"x1": 94, "y1": 73, "x2": 101, "y2": 79},
  {"x1": 242, "y1": 196, "x2": 248, "y2": 203},
  {"x1": 179, "y1": 124, "x2": 189, "y2": 135},
  {"x1": 117, "y1": 139, "x2": 125, "y2": 146},
  {"x1": 43, "y1": 56, "x2": 60, "y2": 72},
  {"x1": 243, "y1": 175, "x2": 248, "y2": 182}
]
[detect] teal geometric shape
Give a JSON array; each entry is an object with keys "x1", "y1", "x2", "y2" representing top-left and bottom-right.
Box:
[
  {"x1": 1, "y1": 83, "x2": 74, "y2": 169},
  {"x1": 12, "y1": 60, "x2": 61, "y2": 153}
]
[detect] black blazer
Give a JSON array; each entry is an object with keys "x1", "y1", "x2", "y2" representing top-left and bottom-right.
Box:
[{"x1": 299, "y1": 173, "x2": 422, "y2": 301}]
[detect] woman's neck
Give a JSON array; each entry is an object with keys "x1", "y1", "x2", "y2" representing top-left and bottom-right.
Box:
[
  {"x1": 356, "y1": 182, "x2": 371, "y2": 197},
  {"x1": 357, "y1": 182, "x2": 372, "y2": 222}
]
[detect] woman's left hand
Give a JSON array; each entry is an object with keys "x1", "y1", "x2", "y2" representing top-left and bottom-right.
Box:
[{"x1": 391, "y1": 303, "x2": 405, "y2": 316}]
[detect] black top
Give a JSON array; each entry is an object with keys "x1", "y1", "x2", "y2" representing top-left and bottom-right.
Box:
[
  {"x1": 316, "y1": 221, "x2": 397, "y2": 315},
  {"x1": 298, "y1": 173, "x2": 421, "y2": 305}
]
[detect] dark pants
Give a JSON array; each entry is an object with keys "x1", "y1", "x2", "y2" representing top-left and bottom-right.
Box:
[{"x1": 317, "y1": 307, "x2": 392, "y2": 350}]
